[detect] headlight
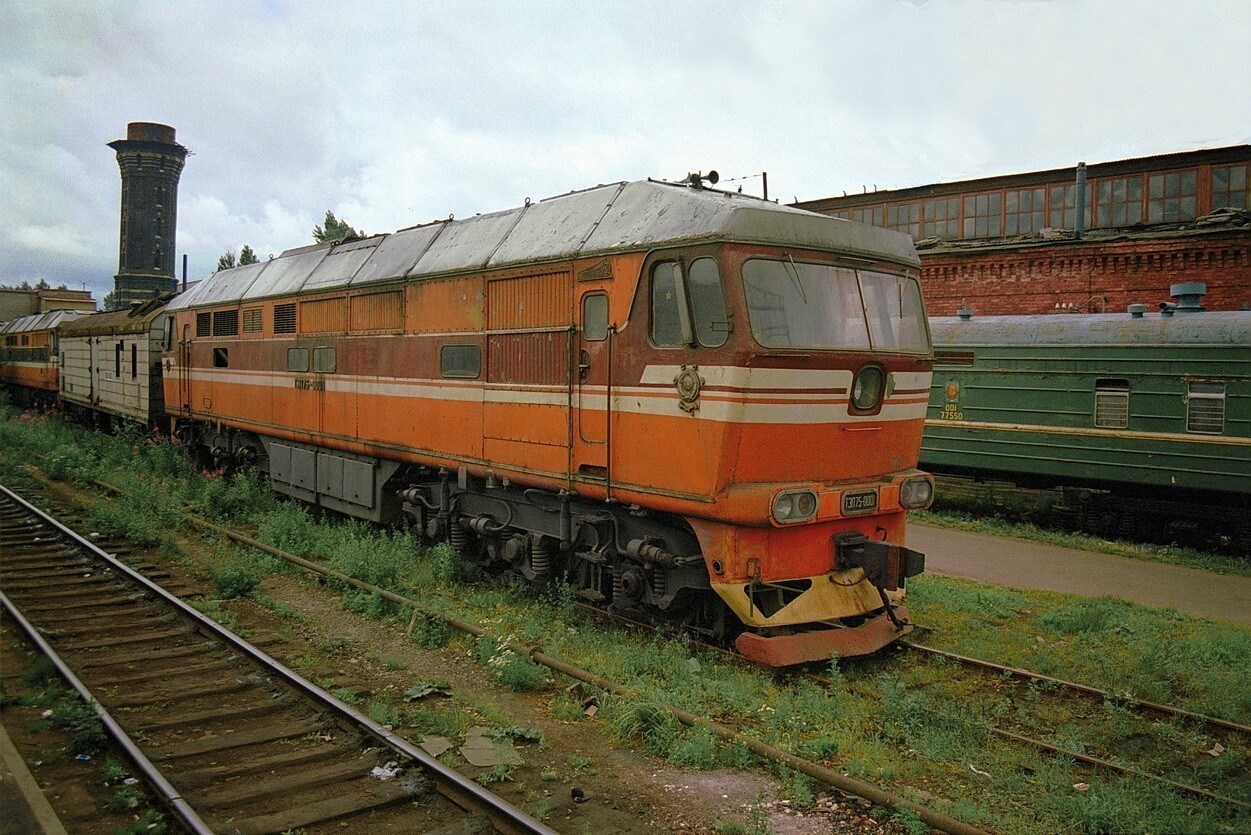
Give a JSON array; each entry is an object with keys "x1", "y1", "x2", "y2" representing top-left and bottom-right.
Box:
[
  {"x1": 852, "y1": 365, "x2": 885, "y2": 411},
  {"x1": 899, "y1": 476, "x2": 935, "y2": 509},
  {"x1": 773, "y1": 489, "x2": 818, "y2": 524}
]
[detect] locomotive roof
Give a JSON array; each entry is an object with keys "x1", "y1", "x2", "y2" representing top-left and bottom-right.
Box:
[
  {"x1": 57, "y1": 297, "x2": 168, "y2": 337},
  {"x1": 169, "y1": 180, "x2": 919, "y2": 311},
  {"x1": 930, "y1": 311, "x2": 1251, "y2": 347},
  {"x1": 1, "y1": 309, "x2": 90, "y2": 335}
]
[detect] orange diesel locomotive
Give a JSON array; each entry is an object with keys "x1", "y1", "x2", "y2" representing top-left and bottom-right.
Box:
[
  {"x1": 163, "y1": 179, "x2": 934, "y2": 665},
  {"x1": 0, "y1": 310, "x2": 89, "y2": 409}
]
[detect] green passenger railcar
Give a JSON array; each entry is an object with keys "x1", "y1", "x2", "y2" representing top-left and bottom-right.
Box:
[{"x1": 922, "y1": 309, "x2": 1250, "y2": 550}]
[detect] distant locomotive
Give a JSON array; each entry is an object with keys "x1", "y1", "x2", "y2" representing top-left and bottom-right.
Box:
[
  {"x1": 0, "y1": 310, "x2": 88, "y2": 408},
  {"x1": 924, "y1": 292, "x2": 1251, "y2": 554},
  {"x1": 160, "y1": 179, "x2": 936, "y2": 665}
]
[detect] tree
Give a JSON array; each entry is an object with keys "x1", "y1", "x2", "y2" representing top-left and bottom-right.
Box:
[
  {"x1": 34, "y1": 278, "x2": 50, "y2": 290},
  {"x1": 102, "y1": 291, "x2": 119, "y2": 311},
  {"x1": 217, "y1": 244, "x2": 260, "y2": 272},
  {"x1": 313, "y1": 210, "x2": 362, "y2": 244},
  {"x1": 217, "y1": 249, "x2": 237, "y2": 271},
  {"x1": 239, "y1": 244, "x2": 259, "y2": 265}
]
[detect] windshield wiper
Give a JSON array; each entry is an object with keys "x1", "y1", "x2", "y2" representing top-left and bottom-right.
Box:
[{"x1": 784, "y1": 254, "x2": 808, "y2": 304}]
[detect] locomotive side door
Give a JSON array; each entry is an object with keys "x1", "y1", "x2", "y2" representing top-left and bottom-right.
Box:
[
  {"x1": 178, "y1": 323, "x2": 191, "y2": 414},
  {"x1": 574, "y1": 290, "x2": 610, "y2": 479}
]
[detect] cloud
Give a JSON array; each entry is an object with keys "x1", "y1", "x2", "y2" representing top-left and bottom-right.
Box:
[{"x1": 1, "y1": 0, "x2": 1248, "y2": 301}]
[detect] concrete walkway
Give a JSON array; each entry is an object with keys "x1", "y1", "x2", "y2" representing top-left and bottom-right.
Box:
[{"x1": 907, "y1": 521, "x2": 1251, "y2": 628}]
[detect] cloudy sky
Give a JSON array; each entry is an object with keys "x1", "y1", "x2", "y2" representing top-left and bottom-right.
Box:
[{"x1": 3, "y1": 0, "x2": 1248, "y2": 302}]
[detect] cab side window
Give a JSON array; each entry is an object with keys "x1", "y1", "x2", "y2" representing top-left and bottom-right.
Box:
[{"x1": 651, "y1": 262, "x2": 690, "y2": 347}]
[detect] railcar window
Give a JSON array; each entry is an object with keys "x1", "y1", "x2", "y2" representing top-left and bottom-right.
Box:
[
  {"x1": 287, "y1": 347, "x2": 309, "y2": 372},
  {"x1": 1094, "y1": 379, "x2": 1129, "y2": 429},
  {"x1": 651, "y1": 262, "x2": 692, "y2": 347},
  {"x1": 440, "y1": 344, "x2": 481, "y2": 378},
  {"x1": 213, "y1": 348, "x2": 229, "y2": 369},
  {"x1": 688, "y1": 258, "x2": 730, "y2": 347},
  {"x1": 274, "y1": 303, "x2": 297, "y2": 334},
  {"x1": 1186, "y1": 382, "x2": 1225, "y2": 434},
  {"x1": 131, "y1": 344, "x2": 138, "y2": 380},
  {"x1": 313, "y1": 347, "x2": 336, "y2": 373},
  {"x1": 582, "y1": 293, "x2": 609, "y2": 342},
  {"x1": 115, "y1": 342, "x2": 122, "y2": 377},
  {"x1": 196, "y1": 312, "x2": 211, "y2": 337}
]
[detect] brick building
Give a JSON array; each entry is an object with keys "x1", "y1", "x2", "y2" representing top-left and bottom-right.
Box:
[
  {"x1": 794, "y1": 146, "x2": 1250, "y2": 315},
  {"x1": 0, "y1": 288, "x2": 97, "y2": 324}
]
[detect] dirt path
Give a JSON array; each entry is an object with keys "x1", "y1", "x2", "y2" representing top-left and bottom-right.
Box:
[{"x1": 908, "y1": 521, "x2": 1251, "y2": 627}]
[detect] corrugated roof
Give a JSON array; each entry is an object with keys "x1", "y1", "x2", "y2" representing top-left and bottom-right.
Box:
[
  {"x1": 170, "y1": 180, "x2": 919, "y2": 311},
  {"x1": 57, "y1": 298, "x2": 168, "y2": 337},
  {"x1": 930, "y1": 311, "x2": 1251, "y2": 347},
  {"x1": 1, "y1": 309, "x2": 91, "y2": 334}
]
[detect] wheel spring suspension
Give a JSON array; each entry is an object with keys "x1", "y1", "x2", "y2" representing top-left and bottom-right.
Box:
[
  {"x1": 612, "y1": 563, "x2": 625, "y2": 600},
  {"x1": 449, "y1": 518, "x2": 468, "y2": 555},
  {"x1": 529, "y1": 538, "x2": 553, "y2": 577},
  {"x1": 651, "y1": 567, "x2": 666, "y2": 598}
]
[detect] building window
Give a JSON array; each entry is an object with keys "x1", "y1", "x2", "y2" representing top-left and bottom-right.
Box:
[
  {"x1": 440, "y1": 344, "x2": 481, "y2": 378},
  {"x1": 1094, "y1": 379, "x2": 1129, "y2": 429},
  {"x1": 923, "y1": 197, "x2": 960, "y2": 239},
  {"x1": 1096, "y1": 176, "x2": 1142, "y2": 227},
  {"x1": 1147, "y1": 170, "x2": 1196, "y2": 223},
  {"x1": 242, "y1": 308, "x2": 262, "y2": 333},
  {"x1": 312, "y1": 347, "x2": 336, "y2": 373},
  {"x1": 274, "y1": 303, "x2": 297, "y2": 334},
  {"x1": 1212, "y1": 165, "x2": 1248, "y2": 210},
  {"x1": 850, "y1": 206, "x2": 884, "y2": 227},
  {"x1": 1004, "y1": 188, "x2": 1046, "y2": 235},
  {"x1": 287, "y1": 347, "x2": 309, "y2": 372},
  {"x1": 1048, "y1": 183, "x2": 1092, "y2": 230},
  {"x1": 885, "y1": 203, "x2": 920, "y2": 238},
  {"x1": 962, "y1": 192, "x2": 1001, "y2": 237},
  {"x1": 1186, "y1": 382, "x2": 1225, "y2": 434}
]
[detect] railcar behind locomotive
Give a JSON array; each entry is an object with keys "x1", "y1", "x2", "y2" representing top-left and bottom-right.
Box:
[
  {"x1": 57, "y1": 297, "x2": 171, "y2": 429},
  {"x1": 0, "y1": 310, "x2": 88, "y2": 408},
  {"x1": 162, "y1": 179, "x2": 935, "y2": 665},
  {"x1": 924, "y1": 296, "x2": 1251, "y2": 553}
]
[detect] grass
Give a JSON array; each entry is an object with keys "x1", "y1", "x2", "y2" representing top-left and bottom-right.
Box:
[{"x1": 2, "y1": 402, "x2": 1249, "y2": 834}]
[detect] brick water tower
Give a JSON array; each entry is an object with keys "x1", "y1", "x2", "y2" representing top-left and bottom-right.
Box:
[{"x1": 108, "y1": 122, "x2": 187, "y2": 307}]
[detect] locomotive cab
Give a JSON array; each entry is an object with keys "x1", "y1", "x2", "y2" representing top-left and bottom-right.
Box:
[{"x1": 614, "y1": 239, "x2": 934, "y2": 664}]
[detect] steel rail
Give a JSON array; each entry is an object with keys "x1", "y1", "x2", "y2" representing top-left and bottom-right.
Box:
[
  {"x1": 0, "y1": 488, "x2": 213, "y2": 835},
  {"x1": 3, "y1": 483, "x2": 554, "y2": 835},
  {"x1": 183, "y1": 513, "x2": 990, "y2": 835},
  {"x1": 902, "y1": 640, "x2": 1251, "y2": 735},
  {"x1": 572, "y1": 602, "x2": 1251, "y2": 810}
]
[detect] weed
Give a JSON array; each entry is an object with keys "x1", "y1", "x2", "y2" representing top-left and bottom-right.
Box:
[
  {"x1": 50, "y1": 695, "x2": 106, "y2": 755},
  {"x1": 477, "y1": 636, "x2": 547, "y2": 692},
  {"x1": 668, "y1": 727, "x2": 718, "y2": 769},
  {"x1": 109, "y1": 784, "x2": 142, "y2": 811},
  {"x1": 476, "y1": 763, "x2": 515, "y2": 785},
  {"x1": 610, "y1": 700, "x2": 679, "y2": 757},
  {"x1": 567, "y1": 755, "x2": 593, "y2": 773},
  {"x1": 254, "y1": 594, "x2": 304, "y2": 621},
  {"x1": 101, "y1": 758, "x2": 128, "y2": 784},
  {"x1": 366, "y1": 701, "x2": 402, "y2": 727},
  {"x1": 210, "y1": 561, "x2": 262, "y2": 599},
  {"x1": 116, "y1": 809, "x2": 166, "y2": 835},
  {"x1": 540, "y1": 768, "x2": 558, "y2": 781},
  {"x1": 409, "y1": 613, "x2": 455, "y2": 648},
  {"x1": 892, "y1": 808, "x2": 928, "y2": 835},
  {"x1": 21, "y1": 656, "x2": 57, "y2": 689}
]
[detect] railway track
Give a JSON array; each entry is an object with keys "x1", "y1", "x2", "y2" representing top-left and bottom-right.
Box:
[{"x1": 0, "y1": 483, "x2": 554, "y2": 835}]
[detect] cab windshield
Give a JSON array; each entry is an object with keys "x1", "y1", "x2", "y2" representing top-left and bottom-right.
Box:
[{"x1": 742, "y1": 259, "x2": 929, "y2": 352}]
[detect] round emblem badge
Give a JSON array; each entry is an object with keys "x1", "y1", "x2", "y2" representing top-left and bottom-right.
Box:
[{"x1": 674, "y1": 365, "x2": 704, "y2": 414}]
